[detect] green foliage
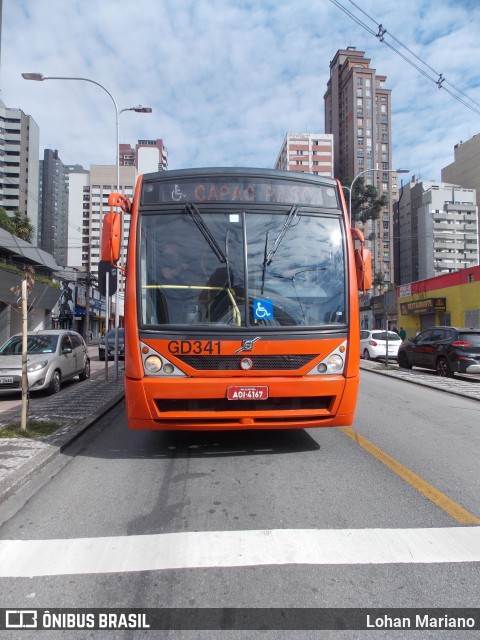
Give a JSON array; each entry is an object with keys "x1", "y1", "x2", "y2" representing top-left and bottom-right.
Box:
[
  {"x1": 0, "y1": 419, "x2": 62, "y2": 438},
  {"x1": 0, "y1": 207, "x2": 35, "y2": 242},
  {"x1": 12, "y1": 210, "x2": 35, "y2": 243},
  {"x1": 0, "y1": 261, "x2": 59, "y2": 287},
  {"x1": 373, "y1": 271, "x2": 385, "y2": 288},
  {"x1": 0, "y1": 207, "x2": 15, "y2": 234},
  {"x1": 344, "y1": 177, "x2": 388, "y2": 224}
]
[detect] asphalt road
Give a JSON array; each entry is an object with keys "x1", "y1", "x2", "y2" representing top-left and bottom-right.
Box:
[{"x1": 0, "y1": 371, "x2": 479, "y2": 638}]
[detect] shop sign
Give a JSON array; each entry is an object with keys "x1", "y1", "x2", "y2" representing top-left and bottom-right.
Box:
[{"x1": 400, "y1": 297, "x2": 446, "y2": 315}]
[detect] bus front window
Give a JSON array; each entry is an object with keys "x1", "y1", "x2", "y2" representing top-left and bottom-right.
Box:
[{"x1": 140, "y1": 209, "x2": 346, "y2": 329}]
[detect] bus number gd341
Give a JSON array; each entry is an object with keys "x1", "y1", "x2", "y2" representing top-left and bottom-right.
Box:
[{"x1": 227, "y1": 386, "x2": 269, "y2": 400}]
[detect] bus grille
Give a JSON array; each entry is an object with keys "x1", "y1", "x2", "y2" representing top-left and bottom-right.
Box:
[
  {"x1": 175, "y1": 354, "x2": 317, "y2": 371},
  {"x1": 155, "y1": 396, "x2": 333, "y2": 412}
]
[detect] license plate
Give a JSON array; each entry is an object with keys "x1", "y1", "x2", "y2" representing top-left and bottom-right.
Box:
[
  {"x1": 0, "y1": 377, "x2": 14, "y2": 384},
  {"x1": 227, "y1": 386, "x2": 269, "y2": 400}
]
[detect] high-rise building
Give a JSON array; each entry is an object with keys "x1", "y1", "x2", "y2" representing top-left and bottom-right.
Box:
[
  {"x1": 441, "y1": 134, "x2": 480, "y2": 205},
  {"x1": 38, "y1": 149, "x2": 69, "y2": 266},
  {"x1": 119, "y1": 139, "x2": 168, "y2": 173},
  {"x1": 274, "y1": 133, "x2": 334, "y2": 177},
  {"x1": 0, "y1": 99, "x2": 39, "y2": 234},
  {"x1": 67, "y1": 165, "x2": 136, "y2": 275},
  {"x1": 395, "y1": 178, "x2": 478, "y2": 285},
  {"x1": 324, "y1": 47, "x2": 395, "y2": 288}
]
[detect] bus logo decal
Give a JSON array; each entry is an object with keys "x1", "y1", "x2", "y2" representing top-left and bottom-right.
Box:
[{"x1": 235, "y1": 337, "x2": 261, "y2": 354}]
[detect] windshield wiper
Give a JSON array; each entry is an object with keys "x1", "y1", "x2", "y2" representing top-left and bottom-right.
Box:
[
  {"x1": 186, "y1": 202, "x2": 227, "y2": 264},
  {"x1": 186, "y1": 202, "x2": 237, "y2": 320},
  {"x1": 261, "y1": 205, "x2": 298, "y2": 294}
]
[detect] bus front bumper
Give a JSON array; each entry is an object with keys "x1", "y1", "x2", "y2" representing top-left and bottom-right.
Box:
[{"x1": 125, "y1": 375, "x2": 359, "y2": 430}]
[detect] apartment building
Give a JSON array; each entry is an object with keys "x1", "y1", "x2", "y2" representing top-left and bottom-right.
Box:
[
  {"x1": 395, "y1": 178, "x2": 478, "y2": 285},
  {"x1": 0, "y1": 99, "x2": 39, "y2": 233},
  {"x1": 38, "y1": 149, "x2": 69, "y2": 266},
  {"x1": 441, "y1": 134, "x2": 480, "y2": 199},
  {"x1": 324, "y1": 47, "x2": 395, "y2": 287},
  {"x1": 274, "y1": 133, "x2": 334, "y2": 177},
  {"x1": 67, "y1": 165, "x2": 137, "y2": 275},
  {"x1": 119, "y1": 138, "x2": 168, "y2": 174}
]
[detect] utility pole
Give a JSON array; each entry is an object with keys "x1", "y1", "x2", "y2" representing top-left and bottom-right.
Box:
[{"x1": 20, "y1": 277, "x2": 28, "y2": 431}]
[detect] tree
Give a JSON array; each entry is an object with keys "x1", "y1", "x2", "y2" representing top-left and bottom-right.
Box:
[
  {"x1": 344, "y1": 177, "x2": 388, "y2": 224},
  {"x1": 373, "y1": 271, "x2": 384, "y2": 289},
  {"x1": 12, "y1": 210, "x2": 35, "y2": 243},
  {"x1": 0, "y1": 208, "x2": 35, "y2": 242}
]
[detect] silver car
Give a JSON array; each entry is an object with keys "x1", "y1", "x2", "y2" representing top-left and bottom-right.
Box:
[{"x1": 0, "y1": 330, "x2": 90, "y2": 395}]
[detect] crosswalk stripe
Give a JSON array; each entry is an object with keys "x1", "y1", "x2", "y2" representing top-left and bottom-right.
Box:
[{"x1": 1, "y1": 527, "x2": 480, "y2": 577}]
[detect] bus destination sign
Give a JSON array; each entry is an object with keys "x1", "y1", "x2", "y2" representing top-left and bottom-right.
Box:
[{"x1": 142, "y1": 177, "x2": 338, "y2": 208}]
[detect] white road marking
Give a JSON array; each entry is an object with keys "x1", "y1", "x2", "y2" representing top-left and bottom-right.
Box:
[{"x1": 1, "y1": 527, "x2": 480, "y2": 578}]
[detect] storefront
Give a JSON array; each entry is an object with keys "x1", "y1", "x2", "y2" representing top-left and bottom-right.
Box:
[{"x1": 397, "y1": 266, "x2": 480, "y2": 341}]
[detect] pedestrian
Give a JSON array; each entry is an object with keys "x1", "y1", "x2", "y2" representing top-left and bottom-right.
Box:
[{"x1": 399, "y1": 326, "x2": 406, "y2": 341}]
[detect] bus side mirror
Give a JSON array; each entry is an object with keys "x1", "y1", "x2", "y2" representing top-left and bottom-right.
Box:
[
  {"x1": 355, "y1": 247, "x2": 372, "y2": 294},
  {"x1": 101, "y1": 192, "x2": 131, "y2": 265},
  {"x1": 351, "y1": 227, "x2": 372, "y2": 295},
  {"x1": 101, "y1": 211, "x2": 121, "y2": 264}
]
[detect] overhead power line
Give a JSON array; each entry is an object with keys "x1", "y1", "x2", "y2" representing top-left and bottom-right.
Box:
[{"x1": 329, "y1": 0, "x2": 480, "y2": 117}]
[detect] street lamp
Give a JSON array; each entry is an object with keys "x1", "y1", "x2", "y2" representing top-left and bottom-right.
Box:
[
  {"x1": 22, "y1": 72, "x2": 152, "y2": 378},
  {"x1": 348, "y1": 168, "x2": 409, "y2": 224}
]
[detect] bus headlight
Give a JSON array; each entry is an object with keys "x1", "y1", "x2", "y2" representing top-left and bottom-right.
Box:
[
  {"x1": 325, "y1": 354, "x2": 343, "y2": 372},
  {"x1": 140, "y1": 341, "x2": 187, "y2": 377},
  {"x1": 144, "y1": 355, "x2": 162, "y2": 373},
  {"x1": 306, "y1": 341, "x2": 347, "y2": 375}
]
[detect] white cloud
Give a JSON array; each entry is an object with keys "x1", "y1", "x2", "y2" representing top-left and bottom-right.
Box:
[{"x1": 3, "y1": 0, "x2": 480, "y2": 181}]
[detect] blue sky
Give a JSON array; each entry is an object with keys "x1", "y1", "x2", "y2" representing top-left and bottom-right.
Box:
[{"x1": 2, "y1": 0, "x2": 480, "y2": 182}]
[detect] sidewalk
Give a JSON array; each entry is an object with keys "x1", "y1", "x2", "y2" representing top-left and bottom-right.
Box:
[
  {"x1": 0, "y1": 348, "x2": 125, "y2": 503},
  {"x1": 360, "y1": 359, "x2": 480, "y2": 402}
]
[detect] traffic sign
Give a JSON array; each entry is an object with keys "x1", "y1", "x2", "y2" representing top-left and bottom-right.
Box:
[{"x1": 97, "y1": 260, "x2": 117, "y2": 296}]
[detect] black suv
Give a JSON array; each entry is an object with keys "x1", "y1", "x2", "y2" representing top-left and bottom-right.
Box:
[
  {"x1": 397, "y1": 326, "x2": 480, "y2": 377},
  {"x1": 98, "y1": 329, "x2": 125, "y2": 361}
]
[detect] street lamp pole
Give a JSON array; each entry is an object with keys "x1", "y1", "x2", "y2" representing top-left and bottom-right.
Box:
[{"x1": 22, "y1": 73, "x2": 152, "y2": 378}]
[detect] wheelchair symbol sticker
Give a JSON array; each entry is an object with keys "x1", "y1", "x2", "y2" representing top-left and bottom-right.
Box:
[{"x1": 253, "y1": 299, "x2": 273, "y2": 320}]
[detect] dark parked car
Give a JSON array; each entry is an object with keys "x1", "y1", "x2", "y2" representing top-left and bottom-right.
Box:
[
  {"x1": 397, "y1": 326, "x2": 480, "y2": 377},
  {"x1": 99, "y1": 329, "x2": 125, "y2": 361}
]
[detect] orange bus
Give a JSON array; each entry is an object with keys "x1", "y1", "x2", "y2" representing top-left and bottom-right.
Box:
[{"x1": 102, "y1": 168, "x2": 371, "y2": 430}]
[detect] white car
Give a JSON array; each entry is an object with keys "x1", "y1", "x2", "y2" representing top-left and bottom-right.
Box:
[
  {"x1": 0, "y1": 330, "x2": 90, "y2": 395},
  {"x1": 360, "y1": 330, "x2": 403, "y2": 361}
]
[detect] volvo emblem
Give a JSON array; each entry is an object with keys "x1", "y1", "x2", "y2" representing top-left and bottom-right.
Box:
[{"x1": 235, "y1": 337, "x2": 261, "y2": 354}]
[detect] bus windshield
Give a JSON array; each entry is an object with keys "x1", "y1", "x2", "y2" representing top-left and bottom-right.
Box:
[{"x1": 139, "y1": 206, "x2": 346, "y2": 329}]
